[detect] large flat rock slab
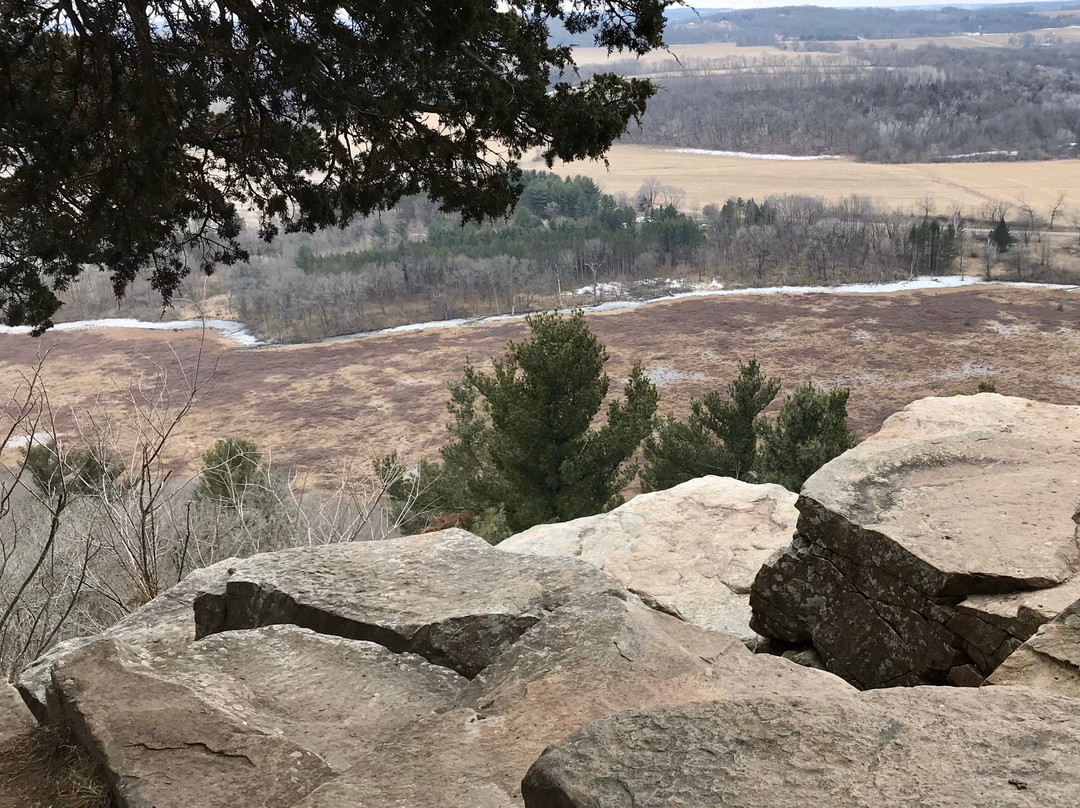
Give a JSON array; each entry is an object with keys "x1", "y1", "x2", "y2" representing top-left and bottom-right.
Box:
[
  {"x1": 17, "y1": 557, "x2": 237, "y2": 721},
  {"x1": 523, "y1": 686, "x2": 1080, "y2": 808},
  {"x1": 501, "y1": 476, "x2": 797, "y2": 646},
  {"x1": 296, "y1": 597, "x2": 849, "y2": 808},
  {"x1": 46, "y1": 637, "x2": 338, "y2": 808},
  {"x1": 19, "y1": 528, "x2": 847, "y2": 808},
  {"x1": 144, "y1": 625, "x2": 467, "y2": 771},
  {"x1": 988, "y1": 597, "x2": 1080, "y2": 697},
  {"x1": 39, "y1": 625, "x2": 466, "y2": 808},
  {"x1": 193, "y1": 529, "x2": 624, "y2": 677},
  {"x1": 797, "y1": 394, "x2": 1080, "y2": 595},
  {"x1": 751, "y1": 395, "x2": 1080, "y2": 687}
]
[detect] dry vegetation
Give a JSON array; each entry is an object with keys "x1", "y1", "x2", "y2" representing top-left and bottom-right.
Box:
[
  {"x1": 0, "y1": 725, "x2": 113, "y2": 808},
  {"x1": 549, "y1": 145, "x2": 1080, "y2": 219},
  {"x1": 572, "y1": 41, "x2": 848, "y2": 66},
  {"x1": 2, "y1": 285, "x2": 1078, "y2": 480}
]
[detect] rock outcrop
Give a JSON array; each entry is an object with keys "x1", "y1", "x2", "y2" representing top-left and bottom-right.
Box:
[
  {"x1": 47, "y1": 636, "x2": 339, "y2": 808},
  {"x1": 20, "y1": 528, "x2": 847, "y2": 808},
  {"x1": 988, "y1": 597, "x2": 1080, "y2": 697},
  {"x1": 18, "y1": 557, "x2": 237, "y2": 722},
  {"x1": 522, "y1": 686, "x2": 1080, "y2": 807},
  {"x1": 0, "y1": 684, "x2": 32, "y2": 744},
  {"x1": 750, "y1": 394, "x2": 1080, "y2": 688},
  {"x1": 501, "y1": 476, "x2": 797, "y2": 646},
  {"x1": 193, "y1": 528, "x2": 624, "y2": 677},
  {"x1": 295, "y1": 596, "x2": 847, "y2": 808}
]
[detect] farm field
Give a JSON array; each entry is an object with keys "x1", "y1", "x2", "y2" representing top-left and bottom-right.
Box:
[
  {"x1": 548, "y1": 145, "x2": 1080, "y2": 217},
  {"x1": 572, "y1": 28, "x2": 1080, "y2": 66},
  {"x1": 2, "y1": 284, "x2": 1079, "y2": 480},
  {"x1": 571, "y1": 42, "x2": 847, "y2": 66}
]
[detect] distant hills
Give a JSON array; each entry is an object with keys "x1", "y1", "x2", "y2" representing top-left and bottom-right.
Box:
[{"x1": 554, "y1": 2, "x2": 1080, "y2": 48}]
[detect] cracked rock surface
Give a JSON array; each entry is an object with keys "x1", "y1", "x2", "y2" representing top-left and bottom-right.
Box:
[
  {"x1": 292, "y1": 596, "x2": 848, "y2": 808},
  {"x1": 750, "y1": 394, "x2": 1080, "y2": 688},
  {"x1": 47, "y1": 637, "x2": 338, "y2": 808},
  {"x1": 194, "y1": 528, "x2": 624, "y2": 677},
  {"x1": 17, "y1": 557, "x2": 237, "y2": 721},
  {"x1": 988, "y1": 596, "x2": 1080, "y2": 696},
  {"x1": 501, "y1": 476, "x2": 798, "y2": 647},
  {"x1": 522, "y1": 686, "x2": 1080, "y2": 808},
  {"x1": 18, "y1": 528, "x2": 848, "y2": 808}
]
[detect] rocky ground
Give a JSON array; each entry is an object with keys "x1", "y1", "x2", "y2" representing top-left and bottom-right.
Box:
[{"x1": 5, "y1": 393, "x2": 1080, "y2": 806}]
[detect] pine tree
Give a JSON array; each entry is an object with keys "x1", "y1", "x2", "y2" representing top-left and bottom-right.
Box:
[
  {"x1": 381, "y1": 311, "x2": 658, "y2": 540},
  {"x1": 196, "y1": 438, "x2": 264, "y2": 507},
  {"x1": 759, "y1": 384, "x2": 854, "y2": 492},
  {"x1": 641, "y1": 360, "x2": 779, "y2": 492},
  {"x1": 988, "y1": 217, "x2": 1014, "y2": 254}
]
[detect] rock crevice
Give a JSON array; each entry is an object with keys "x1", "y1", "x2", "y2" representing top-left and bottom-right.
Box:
[{"x1": 750, "y1": 395, "x2": 1080, "y2": 688}]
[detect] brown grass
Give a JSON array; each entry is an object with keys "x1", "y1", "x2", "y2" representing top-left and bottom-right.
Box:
[
  {"x1": 0, "y1": 725, "x2": 114, "y2": 808},
  {"x1": 546, "y1": 145, "x2": 1080, "y2": 219},
  {"x1": 1, "y1": 285, "x2": 1078, "y2": 479},
  {"x1": 571, "y1": 42, "x2": 848, "y2": 66}
]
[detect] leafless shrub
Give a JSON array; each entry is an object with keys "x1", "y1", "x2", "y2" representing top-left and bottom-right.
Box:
[{"x1": 0, "y1": 334, "x2": 426, "y2": 677}]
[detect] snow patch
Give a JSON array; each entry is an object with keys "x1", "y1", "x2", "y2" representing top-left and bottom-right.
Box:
[
  {"x1": 935, "y1": 363, "x2": 996, "y2": 381},
  {"x1": 4, "y1": 277, "x2": 1078, "y2": 349},
  {"x1": 943, "y1": 150, "x2": 1019, "y2": 160},
  {"x1": 986, "y1": 320, "x2": 1026, "y2": 337},
  {"x1": 0, "y1": 318, "x2": 261, "y2": 347},
  {"x1": 574, "y1": 281, "x2": 625, "y2": 296},
  {"x1": 666, "y1": 148, "x2": 844, "y2": 161},
  {"x1": 3, "y1": 433, "x2": 50, "y2": 451},
  {"x1": 646, "y1": 366, "x2": 708, "y2": 387}
]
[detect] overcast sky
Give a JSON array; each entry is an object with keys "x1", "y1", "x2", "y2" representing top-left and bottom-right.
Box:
[{"x1": 683, "y1": 1, "x2": 1058, "y2": 8}]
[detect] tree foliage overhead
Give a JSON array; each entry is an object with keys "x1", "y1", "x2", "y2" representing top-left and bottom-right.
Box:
[
  {"x1": 380, "y1": 310, "x2": 658, "y2": 540},
  {"x1": 1, "y1": 0, "x2": 672, "y2": 331}
]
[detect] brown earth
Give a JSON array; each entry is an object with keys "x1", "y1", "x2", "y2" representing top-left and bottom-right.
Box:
[{"x1": 1, "y1": 284, "x2": 1078, "y2": 477}]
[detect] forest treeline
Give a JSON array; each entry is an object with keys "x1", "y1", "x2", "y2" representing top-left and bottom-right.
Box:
[
  {"x1": 602, "y1": 44, "x2": 1080, "y2": 162},
  {"x1": 663, "y1": 5, "x2": 1079, "y2": 46},
  {"x1": 221, "y1": 172, "x2": 1008, "y2": 343},
  {"x1": 552, "y1": 4, "x2": 1080, "y2": 47}
]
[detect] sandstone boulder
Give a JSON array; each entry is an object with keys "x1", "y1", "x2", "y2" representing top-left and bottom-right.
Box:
[
  {"x1": 988, "y1": 597, "x2": 1080, "y2": 697},
  {"x1": 47, "y1": 637, "x2": 337, "y2": 808},
  {"x1": 40, "y1": 624, "x2": 466, "y2": 807},
  {"x1": 0, "y1": 684, "x2": 32, "y2": 744},
  {"x1": 193, "y1": 529, "x2": 624, "y2": 677},
  {"x1": 750, "y1": 394, "x2": 1080, "y2": 687},
  {"x1": 18, "y1": 557, "x2": 237, "y2": 721},
  {"x1": 293, "y1": 597, "x2": 849, "y2": 808},
  {"x1": 22, "y1": 528, "x2": 849, "y2": 808},
  {"x1": 501, "y1": 476, "x2": 797, "y2": 646},
  {"x1": 523, "y1": 686, "x2": 1080, "y2": 807}
]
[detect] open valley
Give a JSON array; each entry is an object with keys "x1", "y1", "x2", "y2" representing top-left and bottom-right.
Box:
[{"x1": 4, "y1": 283, "x2": 1078, "y2": 479}]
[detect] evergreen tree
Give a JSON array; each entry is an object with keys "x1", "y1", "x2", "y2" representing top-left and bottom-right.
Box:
[
  {"x1": 759, "y1": 384, "x2": 854, "y2": 492},
  {"x1": 294, "y1": 245, "x2": 316, "y2": 273},
  {"x1": 21, "y1": 441, "x2": 122, "y2": 499},
  {"x1": 988, "y1": 217, "x2": 1014, "y2": 254},
  {"x1": 641, "y1": 359, "x2": 779, "y2": 491},
  {"x1": 380, "y1": 311, "x2": 658, "y2": 539},
  {"x1": 2, "y1": 0, "x2": 668, "y2": 332},
  {"x1": 196, "y1": 438, "x2": 264, "y2": 507}
]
